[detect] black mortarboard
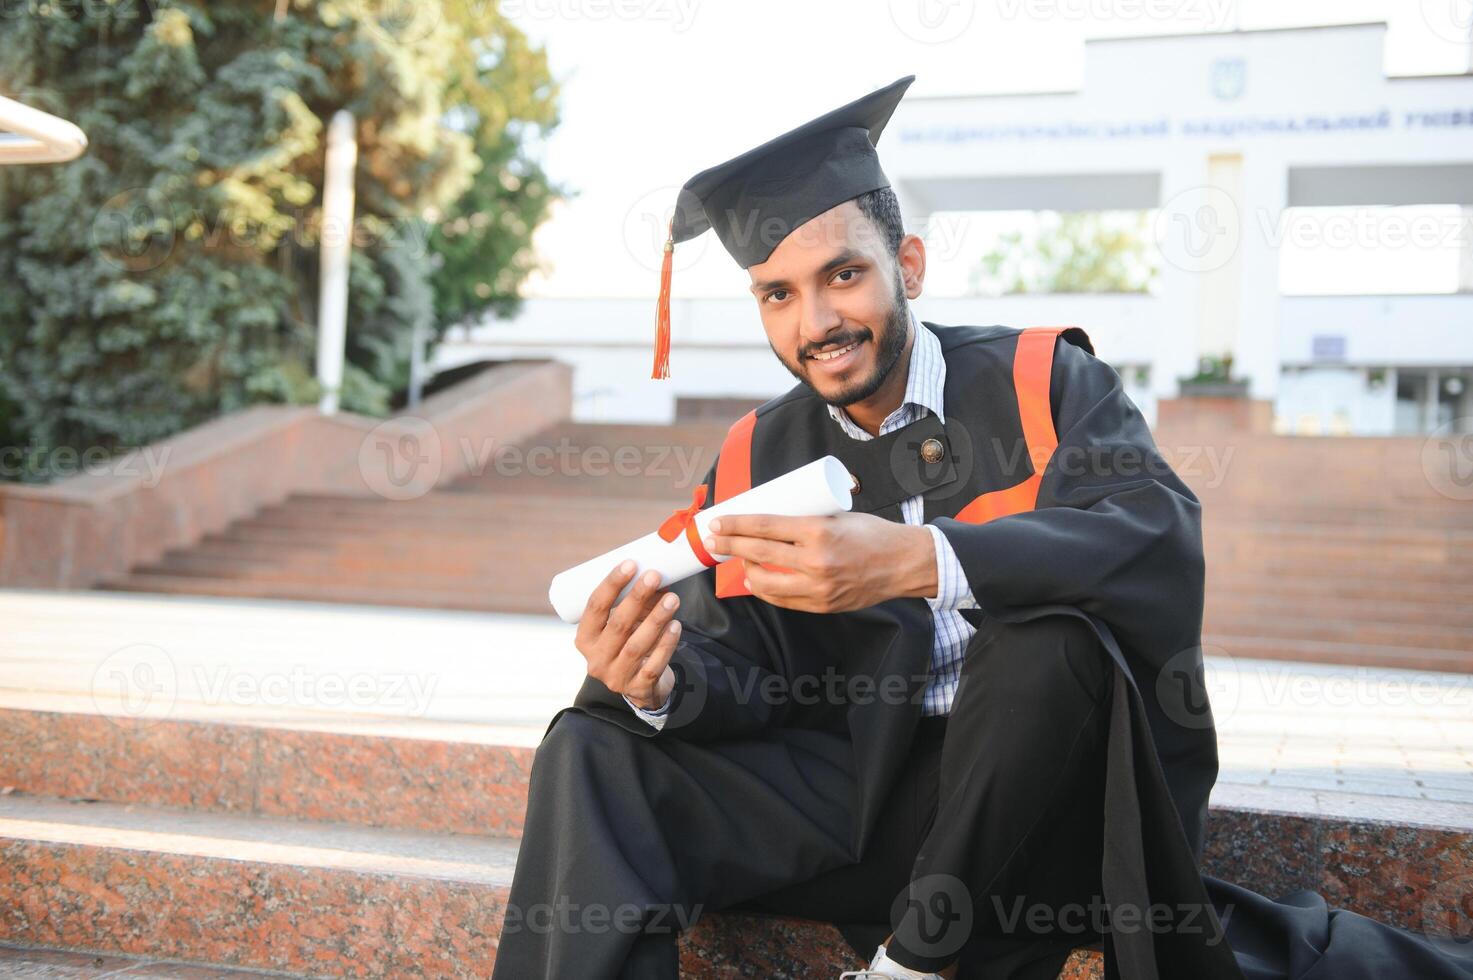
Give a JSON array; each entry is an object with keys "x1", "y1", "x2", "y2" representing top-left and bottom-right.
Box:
[{"x1": 651, "y1": 74, "x2": 916, "y2": 378}]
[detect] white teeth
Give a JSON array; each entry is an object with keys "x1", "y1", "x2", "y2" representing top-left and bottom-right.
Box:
[{"x1": 812, "y1": 341, "x2": 859, "y2": 362}]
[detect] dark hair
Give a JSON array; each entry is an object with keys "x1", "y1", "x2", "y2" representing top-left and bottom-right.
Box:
[{"x1": 853, "y1": 185, "x2": 906, "y2": 259}]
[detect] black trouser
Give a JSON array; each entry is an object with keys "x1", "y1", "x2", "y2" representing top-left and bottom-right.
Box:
[{"x1": 490, "y1": 614, "x2": 1113, "y2": 980}]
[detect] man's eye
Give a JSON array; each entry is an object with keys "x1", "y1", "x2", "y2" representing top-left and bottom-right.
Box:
[
  {"x1": 832, "y1": 268, "x2": 859, "y2": 284},
  {"x1": 765, "y1": 289, "x2": 789, "y2": 304}
]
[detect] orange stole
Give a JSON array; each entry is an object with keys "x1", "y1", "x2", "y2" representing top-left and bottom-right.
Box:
[
  {"x1": 713, "y1": 409, "x2": 757, "y2": 598},
  {"x1": 952, "y1": 326, "x2": 1072, "y2": 525},
  {"x1": 705, "y1": 325, "x2": 1076, "y2": 599}
]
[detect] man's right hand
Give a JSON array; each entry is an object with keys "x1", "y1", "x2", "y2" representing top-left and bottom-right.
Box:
[{"x1": 575, "y1": 561, "x2": 681, "y2": 711}]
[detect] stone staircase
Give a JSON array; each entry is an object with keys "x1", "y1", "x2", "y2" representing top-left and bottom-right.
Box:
[
  {"x1": 2, "y1": 699, "x2": 1468, "y2": 979},
  {"x1": 99, "y1": 419, "x2": 1473, "y2": 673},
  {"x1": 0, "y1": 581, "x2": 1467, "y2": 978},
  {"x1": 0, "y1": 703, "x2": 1105, "y2": 978}
]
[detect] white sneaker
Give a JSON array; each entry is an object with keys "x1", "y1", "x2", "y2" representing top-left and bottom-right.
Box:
[{"x1": 837, "y1": 943, "x2": 945, "y2": 979}]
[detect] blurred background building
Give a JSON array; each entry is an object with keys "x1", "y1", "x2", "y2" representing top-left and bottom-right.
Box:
[{"x1": 440, "y1": 20, "x2": 1473, "y2": 434}]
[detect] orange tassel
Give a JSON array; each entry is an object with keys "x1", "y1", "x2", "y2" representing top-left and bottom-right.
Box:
[{"x1": 651, "y1": 219, "x2": 674, "y2": 380}]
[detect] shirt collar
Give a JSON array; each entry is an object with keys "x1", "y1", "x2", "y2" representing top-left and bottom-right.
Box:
[{"x1": 824, "y1": 308, "x2": 947, "y2": 430}]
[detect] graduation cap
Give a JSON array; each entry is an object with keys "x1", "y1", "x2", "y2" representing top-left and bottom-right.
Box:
[{"x1": 651, "y1": 74, "x2": 917, "y2": 379}]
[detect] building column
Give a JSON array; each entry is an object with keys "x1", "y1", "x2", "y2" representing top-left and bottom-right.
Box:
[
  {"x1": 1153, "y1": 159, "x2": 1214, "y2": 401},
  {"x1": 1234, "y1": 156, "x2": 1287, "y2": 401}
]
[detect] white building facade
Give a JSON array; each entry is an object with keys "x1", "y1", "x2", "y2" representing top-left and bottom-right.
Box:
[{"x1": 439, "y1": 22, "x2": 1473, "y2": 435}]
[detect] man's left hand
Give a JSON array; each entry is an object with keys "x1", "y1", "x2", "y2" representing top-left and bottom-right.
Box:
[{"x1": 704, "y1": 512, "x2": 938, "y2": 614}]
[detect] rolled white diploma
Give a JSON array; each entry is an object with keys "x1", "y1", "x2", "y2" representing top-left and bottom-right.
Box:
[{"x1": 547, "y1": 455, "x2": 854, "y2": 623}]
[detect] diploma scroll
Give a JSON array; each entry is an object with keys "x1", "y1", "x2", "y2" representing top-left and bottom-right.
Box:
[{"x1": 547, "y1": 455, "x2": 854, "y2": 623}]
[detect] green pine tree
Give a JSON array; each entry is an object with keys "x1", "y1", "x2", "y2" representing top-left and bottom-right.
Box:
[{"x1": 0, "y1": 0, "x2": 560, "y2": 482}]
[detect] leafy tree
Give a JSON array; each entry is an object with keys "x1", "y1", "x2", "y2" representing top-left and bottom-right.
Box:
[
  {"x1": 0, "y1": 0, "x2": 559, "y2": 481},
  {"x1": 428, "y1": 1, "x2": 565, "y2": 331},
  {"x1": 968, "y1": 210, "x2": 1157, "y2": 296}
]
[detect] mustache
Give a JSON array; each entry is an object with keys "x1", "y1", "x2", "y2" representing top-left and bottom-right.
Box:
[{"x1": 800, "y1": 329, "x2": 871, "y2": 360}]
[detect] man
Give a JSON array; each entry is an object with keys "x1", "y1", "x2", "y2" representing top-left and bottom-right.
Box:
[
  {"x1": 490, "y1": 75, "x2": 1237, "y2": 980},
  {"x1": 490, "y1": 77, "x2": 1473, "y2": 980}
]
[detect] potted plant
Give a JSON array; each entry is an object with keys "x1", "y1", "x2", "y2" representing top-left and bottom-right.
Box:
[{"x1": 1178, "y1": 352, "x2": 1250, "y2": 398}]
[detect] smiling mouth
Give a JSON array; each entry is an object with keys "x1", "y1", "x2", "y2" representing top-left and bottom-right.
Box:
[{"x1": 808, "y1": 339, "x2": 862, "y2": 362}]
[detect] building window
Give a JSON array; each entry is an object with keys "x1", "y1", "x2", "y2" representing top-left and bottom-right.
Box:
[{"x1": 1394, "y1": 368, "x2": 1473, "y2": 434}]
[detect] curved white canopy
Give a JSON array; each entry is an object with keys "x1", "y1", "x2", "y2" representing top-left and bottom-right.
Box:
[{"x1": 0, "y1": 94, "x2": 87, "y2": 165}]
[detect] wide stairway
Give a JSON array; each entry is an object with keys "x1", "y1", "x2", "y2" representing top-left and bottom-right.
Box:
[
  {"x1": 2, "y1": 587, "x2": 1469, "y2": 978},
  {"x1": 0, "y1": 590, "x2": 1117, "y2": 979},
  {"x1": 100, "y1": 418, "x2": 1473, "y2": 673}
]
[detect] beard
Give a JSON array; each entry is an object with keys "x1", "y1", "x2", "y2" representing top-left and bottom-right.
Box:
[{"x1": 772, "y1": 270, "x2": 912, "y2": 408}]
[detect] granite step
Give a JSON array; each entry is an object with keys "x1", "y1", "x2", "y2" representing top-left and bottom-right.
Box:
[
  {"x1": 1200, "y1": 632, "x2": 1473, "y2": 673},
  {"x1": 97, "y1": 573, "x2": 535, "y2": 613},
  {"x1": 1206, "y1": 591, "x2": 1473, "y2": 628},
  {"x1": 1201, "y1": 613, "x2": 1473, "y2": 654},
  {"x1": 0, "y1": 793, "x2": 1104, "y2": 978},
  {"x1": 1, "y1": 704, "x2": 1468, "y2": 938},
  {"x1": 0, "y1": 941, "x2": 296, "y2": 978},
  {"x1": 1205, "y1": 569, "x2": 1473, "y2": 604},
  {"x1": 0, "y1": 707, "x2": 538, "y2": 839}
]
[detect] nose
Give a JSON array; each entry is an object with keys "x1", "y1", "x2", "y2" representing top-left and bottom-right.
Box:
[{"x1": 797, "y1": 293, "x2": 843, "y2": 352}]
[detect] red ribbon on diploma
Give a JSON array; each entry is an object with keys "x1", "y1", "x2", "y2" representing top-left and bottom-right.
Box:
[{"x1": 657, "y1": 484, "x2": 717, "y2": 568}]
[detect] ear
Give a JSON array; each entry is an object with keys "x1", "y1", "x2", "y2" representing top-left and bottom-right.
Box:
[{"x1": 896, "y1": 232, "x2": 926, "y2": 300}]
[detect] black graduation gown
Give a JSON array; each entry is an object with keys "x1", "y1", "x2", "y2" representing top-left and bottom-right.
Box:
[{"x1": 547, "y1": 322, "x2": 1473, "y2": 979}]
